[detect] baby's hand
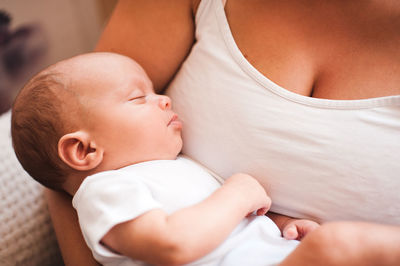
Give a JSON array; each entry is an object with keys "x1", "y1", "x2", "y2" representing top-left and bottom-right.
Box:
[
  {"x1": 282, "y1": 219, "x2": 320, "y2": 241},
  {"x1": 224, "y1": 173, "x2": 271, "y2": 216}
]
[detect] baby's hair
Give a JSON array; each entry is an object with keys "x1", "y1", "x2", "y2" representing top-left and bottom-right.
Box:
[{"x1": 11, "y1": 71, "x2": 74, "y2": 191}]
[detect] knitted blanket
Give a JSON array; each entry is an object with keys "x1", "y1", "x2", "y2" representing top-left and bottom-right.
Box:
[{"x1": 0, "y1": 110, "x2": 63, "y2": 266}]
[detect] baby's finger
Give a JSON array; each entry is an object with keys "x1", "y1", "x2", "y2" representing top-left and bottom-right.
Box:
[{"x1": 283, "y1": 225, "x2": 299, "y2": 240}]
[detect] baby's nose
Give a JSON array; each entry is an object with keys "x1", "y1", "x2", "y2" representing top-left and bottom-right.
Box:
[{"x1": 158, "y1": 95, "x2": 171, "y2": 110}]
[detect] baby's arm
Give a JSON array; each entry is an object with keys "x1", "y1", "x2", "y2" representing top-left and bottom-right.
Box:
[
  {"x1": 267, "y1": 213, "x2": 320, "y2": 241},
  {"x1": 102, "y1": 173, "x2": 270, "y2": 265}
]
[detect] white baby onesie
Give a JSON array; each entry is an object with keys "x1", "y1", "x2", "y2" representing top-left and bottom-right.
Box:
[{"x1": 73, "y1": 156, "x2": 298, "y2": 266}]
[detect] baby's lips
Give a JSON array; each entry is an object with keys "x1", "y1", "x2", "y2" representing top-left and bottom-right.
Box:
[
  {"x1": 168, "y1": 114, "x2": 178, "y2": 124},
  {"x1": 167, "y1": 114, "x2": 182, "y2": 128}
]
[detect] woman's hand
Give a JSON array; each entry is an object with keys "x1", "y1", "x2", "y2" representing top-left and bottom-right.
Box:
[
  {"x1": 280, "y1": 222, "x2": 400, "y2": 266},
  {"x1": 282, "y1": 219, "x2": 320, "y2": 241}
]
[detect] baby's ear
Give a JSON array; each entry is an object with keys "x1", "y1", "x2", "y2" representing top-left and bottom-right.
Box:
[{"x1": 58, "y1": 131, "x2": 103, "y2": 171}]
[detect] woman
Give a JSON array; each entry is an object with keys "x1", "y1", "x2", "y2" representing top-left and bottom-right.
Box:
[{"x1": 46, "y1": 0, "x2": 400, "y2": 265}]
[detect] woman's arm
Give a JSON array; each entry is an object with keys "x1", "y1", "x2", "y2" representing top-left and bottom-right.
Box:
[
  {"x1": 279, "y1": 222, "x2": 400, "y2": 266},
  {"x1": 95, "y1": 0, "x2": 198, "y2": 93},
  {"x1": 44, "y1": 189, "x2": 100, "y2": 266},
  {"x1": 102, "y1": 173, "x2": 270, "y2": 265}
]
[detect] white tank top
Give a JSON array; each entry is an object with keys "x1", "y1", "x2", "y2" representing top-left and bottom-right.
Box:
[{"x1": 166, "y1": 0, "x2": 400, "y2": 224}]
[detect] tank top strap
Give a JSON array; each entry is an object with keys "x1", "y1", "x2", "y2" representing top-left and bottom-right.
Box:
[{"x1": 196, "y1": 0, "x2": 226, "y2": 26}]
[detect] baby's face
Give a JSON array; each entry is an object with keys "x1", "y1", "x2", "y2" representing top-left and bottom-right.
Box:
[{"x1": 70, "y1": 53, "x2": 183, "y2": 169}]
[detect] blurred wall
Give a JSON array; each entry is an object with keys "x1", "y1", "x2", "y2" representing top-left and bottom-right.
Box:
[
  {"x1": 0, "y1": 0, "x2": 117, "y2": 114},
  {"x1": 2, "y1": 0, "x2": 117, "y2": 66}
]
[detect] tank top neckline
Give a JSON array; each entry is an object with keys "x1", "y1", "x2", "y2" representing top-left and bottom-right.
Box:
[{"x1": 208, "y1": 0, "x2": 400, "y2": 109}]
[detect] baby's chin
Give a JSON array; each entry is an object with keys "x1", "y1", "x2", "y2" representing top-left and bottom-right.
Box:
[
  {"x1": 155, "y1": 150, "x2": 182, "y2": 161},
  {"x1": 127, "y1": 151, "x2": 182, "y2": 166}
]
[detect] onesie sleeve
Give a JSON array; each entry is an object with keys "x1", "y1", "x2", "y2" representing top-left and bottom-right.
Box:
[{"x1": 72, "y1": 170, "x2": 162, "y2": 260}]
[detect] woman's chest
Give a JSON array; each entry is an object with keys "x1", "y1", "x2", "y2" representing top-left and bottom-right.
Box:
[
  {"x1": 224, "y1": 0, "x2": 400, "y2": 100},
  {"x1": 167, "y1": 56, "x2": 400, "y2": 223},
  {"x1": 167, "y1": 0, "x2": 400, "y2": 222}
]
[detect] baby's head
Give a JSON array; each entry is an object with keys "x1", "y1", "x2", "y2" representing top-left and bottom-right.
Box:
[{"x1": 12, "y1": 52, "x2": 183, "y2": 194}]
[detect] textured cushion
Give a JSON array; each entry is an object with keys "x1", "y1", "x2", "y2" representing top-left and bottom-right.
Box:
[{"x1": 0, "y1": 110, "x2": 63, "y2": 266}]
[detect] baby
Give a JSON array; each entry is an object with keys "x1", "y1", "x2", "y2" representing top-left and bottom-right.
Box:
[{"x1": 11, "y1": 52, "x2": 319, "y2": 266}]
